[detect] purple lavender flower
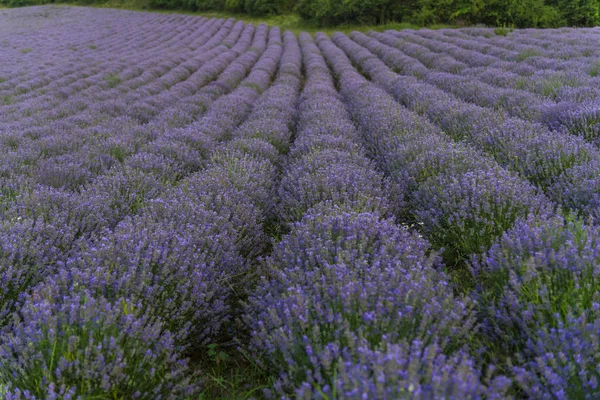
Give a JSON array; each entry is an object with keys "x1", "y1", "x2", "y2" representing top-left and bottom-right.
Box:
[
  {"x1": 246, "y1": 207, "x2": 477, "y2": 396},
  {"x1": 0, "y1": 288, "x2": 201, "y2": 398},
  {"x1": 472, "y1": 212, "x2": 600, "y2": 398},
  {"x1": 299, "y1": 339, "x2": 511, "y2": 400}
]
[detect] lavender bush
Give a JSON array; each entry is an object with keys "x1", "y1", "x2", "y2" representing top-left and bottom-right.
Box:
[
  {"x1": 298, "y1": 340, "x2": 511, "y2": 400},
  {"x1": 473, "y1": 214, "x2": 600, "y2": 386},
  {"x1": 246, "y1": 207, "x2": 478, "y2": 396},
  {"x1": 0, "y1": 288, "x2": 201, "y2": 398}
]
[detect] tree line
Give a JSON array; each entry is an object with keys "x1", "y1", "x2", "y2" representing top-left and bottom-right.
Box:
[{"x1": 3, "y1": 0, "x2": 600, "y2": 28}]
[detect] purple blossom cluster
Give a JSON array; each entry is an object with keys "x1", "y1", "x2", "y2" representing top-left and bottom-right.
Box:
[
  {"x1": 337, "y1": 30, "x2": 600, "y2": 225},
  {"x1": 371, "y1": 29, "x2": 600, "y2": 142},
  {"x1": 317, "y1": 32, "x2": 551, "y2": 265},
  {"x1": 296, "y1": 340, "x2": 511, "y2": 399},
  {"x1": 1, "y1": 286, "x2": 201, "y2": 399},
  {"x1": 472, "y1": 213, "x2": 600, "y2": 397},
  {"x1": 247, "y1": 208, "x2": 492, "y2": 398},
  {"x1": 2, "y1": 6, "x2": 600, "y2": 398},
  {"x1": 276, "y1": 33, "x2": 389, "y2": 224}
]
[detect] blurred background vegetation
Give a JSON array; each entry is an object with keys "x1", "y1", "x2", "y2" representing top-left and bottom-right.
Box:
[{"x1": 2, "y1": 0, "x2": 600, "y2": 28}]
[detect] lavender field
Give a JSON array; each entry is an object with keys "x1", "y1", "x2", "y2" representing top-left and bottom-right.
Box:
[{"x1": 1, "y1": 5, "x2": 600, "y2": 399}]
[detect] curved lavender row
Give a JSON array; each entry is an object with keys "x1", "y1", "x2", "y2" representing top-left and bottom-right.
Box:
[
  {"x1": 0, "y1": 19, "x2": 264, "y2": 342},
  {"x1": 169, "y1": 28, "x2": 302, "y2": 284},
  {"x1": 413, "y1": 29, "x2": 512, "y2": 65},
  {"x1": 401, "y1": 27, "x2": 600, "y2": 62},
  {"x1": 317, "y1": 32, "x2": 551, "y2": 266},
  {"x1": 418, "y1": 72, "x2": 600, "y2": 144},
  {"x1": 96, "y1": 18, "x2": 232, "y2": 93},
  {"x1": 0, "y1": 8, "x2": 158, "y2": 67},
  {"x1": 0, "y1": 25, "x2": 268, "y2": 211},
  {"x1": 172, "y1": 25, "x2": 282, "y2": 147},
  {"x1": 373, "y1": 30, "x2": 467, "y2": 73},
  {"x1": 123, "y1": 22, "x2": 262, "y2": 125},
  {"x1": 368, "y1": 31, "x2": 558, "y2": 122},
  {"x1": 444, "y1": 27, "x2": 586, "y2": 52},
  {"x1": 1, "y1": 7, "x2": 599, "y2": 397},
  {"x1": 130, "y1": 27, "x2": 285, "y2": 259},
  {"x1": 340, "y1": 29, "x2": 428, "y2": 78},
  {"x1": 0, "y1": 40, "x2": 219, "y2": 391},
  {"x1": 49, "y1": 23, "x2": 269, "y2": 215},
  {"x1": 107, "y1": 24, "x2": 281, "y2": 196},
  {"x1": 439, "y1": 29, "x2": 522, "y2": 59},
  {"x1": 0, "y1": 25, "x2": 291, "y2": 397},
  {"x1": 206, "y1": 28, "x2": 303, "y2": 261},
  {"x1": 0, "y1": 16, "x2": 232, "y2": 118},
  {"x1": 370, "y1": 31, "x2": 600, "y2": 144},
  {"x1": 340, "y1": 29, "x2": 600, "y2": 398},
  {"x1": 407, "y1": 30, "x2": 585, "y2": 105},
  {"x1": 460, "y1": 65, "x2": 600, "y2": 105},
  {"x1": 411, "y1": 28, "x2": 600, "y2": 73},
  {"x1": 375, "y1": 29, "x2": 600, "y2": 104},
  {"x1": 244, "y1": 32, "x2": 501, "y2": 399},
  {"x1": 276, "y1": 33, "x2": 389, "y2": 224},
  {"x1": 394, "y1": 29, "x2": 502, "y2": 66},
  {"x1": 344, "y1": 31, "x2": 600, "y2": 221},
  {"x1": 56, "y1": 18, "x2": 238, "y2": 120},
  {"x1": 42, "y1": 27, "x2": 299, "y2": 350},
  {"x1": 0, "y1": 23, "x2": 259, "y2": 195},
  {"x1": 428, "y1": 61, "x2": 600, "y2": 144},
  {"x1": 227, "y1": 28, "x2": 302, "y2": 173},
  {"x1": 418, "y1": 28, "x2": 600, "y2": 94},
  {"x1": 0, "y1": 18, "x2": 238, "y2": 125},
  {"x1": 127, "y1": 22, "x2": 267, "y2": 141},
  {"x1": 486, "y1": 28, "x2": 600, "y2": 56},
  {"x1": 0, "y1": 11, "x2": 212, "y2": 108},
  {"x1": 142, "y1": 23, "x2": 261, "y2": 128},
  {"x1": 0, "y1": 25, "x2": 224, "y2": 133},
  {"x1": 122, "y1": 19, "x2": 248, "y2": 121},
  {"x1": 227, "y1": 30, "x2": 301, "y2": 160}
]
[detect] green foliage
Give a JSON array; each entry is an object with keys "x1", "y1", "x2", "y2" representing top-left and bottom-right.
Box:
[
  {"x1": 494, "y1": 25, "x2": 513, "y2": 35},
  {"x1": 516, "y1": 48, "x2": 542, "y2": 61},
  {"x1": 197, "y1": 345, "x2": 275, "y2": 399},
  {"x1": 554, "y1": 0, "x2": 600, "y2": 26},
  {"x1": 224, "y1": 0, "x2": 243, "y2": 11},
  {"x1": 104, "y1": 73, "x2": 121, "y2": 88},
  {"x1": 244, "y1": 0, "x2": 290, "y2": 15},
  {"x1": 291, "y1": 0, "x2": 573, "y2": 27},
  {"x1": 0, "y1": 0, "x2": 597, "y2": 31},
  {"x1": 588, "y1": 60, "x2": 600, "y2": 77},
  {"x1": 411, "y1": 0, "x2": 564, "y2": 27},
  {"x1": 297, "y1": 0, "x2": 411, "y2": 25},
  {"x1": 146, "y1": 0, "x2": 294, "y2": 14}
]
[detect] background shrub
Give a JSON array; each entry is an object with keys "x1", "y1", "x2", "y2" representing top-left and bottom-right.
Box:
[{"x1": 3, "y1": 0, "x2": 597, "y2": 27}]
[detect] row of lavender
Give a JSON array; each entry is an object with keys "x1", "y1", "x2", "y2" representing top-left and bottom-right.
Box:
[
  {"x1": 365, "y1": 29, "x2": 600, "y2": 146},
  {"x1": 320, "y1": 28, "x2": 600, "y2": 398},
  {"x1": 247, "y1": 32, "x2": 512, "y2": 398},
  {"x1": 0, "y1": 7, "x2": 294, "y2": 398},
  {"x1": 1, "y1": 6, "x2": 600, "y2": 399},
  {"x1": 342, "y1": 31, "x2": 600, "y2": 222}
]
